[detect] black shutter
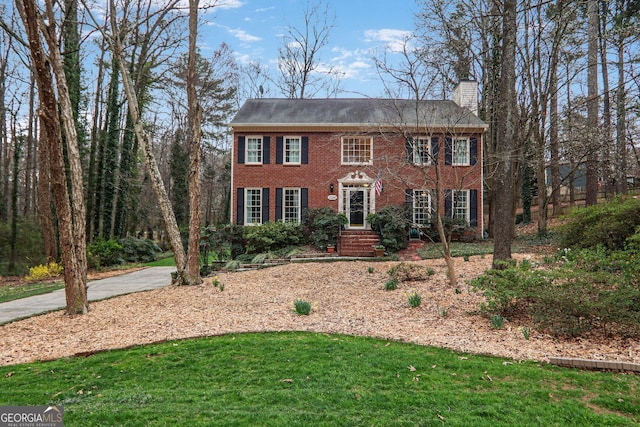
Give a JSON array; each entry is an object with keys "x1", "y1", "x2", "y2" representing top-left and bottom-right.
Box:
[
  {"x1": 470, "y1": 137, "x2": 478, "y2": 166},
  {"x1": 431, "y1": 137, "x2": 439, "y2": 164},
  {"x1": 470, "y1": 189, "x2": 478, "y2": 227},
  {"x1": 301, "y1": 136, "x2": 309, "y2": 164},
  {"x1": 236, "y1": 188, "x2": 244, "y2": 224},
  {"x1": 237, "y1": 136, "x2": 245, "y2": 164},
  {"x1": 262, "y1": 188, "x2": 270, "y2": 223},
  {"x1": 405, "y1": 138, "x2": 414, "y2": 163},
  {"x1": 275, "y1": 188, "x2": 283, "y2": 221},
  {"x1": 445, "y1": 137, "x2": 452, "y2": 165},
  {"x1": 263, "y1": 136, "x2": 270, "y2": 164},
  {"x1": 444, "y1": 190, "x2": 453, "y2": 218},
  {"x1": 301, "y1": 188, "x2": 309, "y2": 222},
  {"x1": 276, "y1": 137, "x2": 283, "y2": 164}
]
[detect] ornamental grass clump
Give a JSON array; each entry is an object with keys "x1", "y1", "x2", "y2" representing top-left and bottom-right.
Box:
[
  {"x1": 293, "y1": 299, "x2": 312, "y2": 315},
  {"x1": 384, "y1": 278, "x2": 398, "y2": 291}
]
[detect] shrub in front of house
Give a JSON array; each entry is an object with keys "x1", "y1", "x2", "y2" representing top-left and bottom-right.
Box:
[
  {"x1": 367, "y1": 205, "x2": 410, "y2": 252},
  {"x1": 119, "y1": 237, "x2": 162, "y2": 263},
  {"x1": 87, "y1": 238, "x2": 124, "y2": 267},
  {"x1": 305, "y1": 207, "x2": 346, "y2": 250},
  {"x1": 559, "y1": 196, "x2": 640, "y2": 251},
  {"x1": 471, "y1": 253, "x2": 640, "y2": 338},
  {"x1": 244, "y1": 221, "x2": 305, "y2": 254}
]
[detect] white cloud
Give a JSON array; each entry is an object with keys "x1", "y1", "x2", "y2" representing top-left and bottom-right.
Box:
[
  {"x1": 229, "y1": 28, "x2": 262, "y2": 42},
  {"x1": 363, "y1": 28, "x2": 413, "y2": 53}
]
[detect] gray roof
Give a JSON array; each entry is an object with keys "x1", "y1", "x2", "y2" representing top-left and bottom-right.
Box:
[{"x1": 230, "y1": 98, "x2": 487, "y2": 129}]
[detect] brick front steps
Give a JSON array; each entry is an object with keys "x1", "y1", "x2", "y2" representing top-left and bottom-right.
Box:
[{"x1": 338, "y1": 230, "x2": 381, "y2": 257}]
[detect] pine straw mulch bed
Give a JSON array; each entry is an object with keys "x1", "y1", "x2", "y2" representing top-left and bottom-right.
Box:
[{"x1": 0, "y1": 254, "x2": 638, "y2": 368}]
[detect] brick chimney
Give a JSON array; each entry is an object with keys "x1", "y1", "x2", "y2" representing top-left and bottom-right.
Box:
[{"x1": 453, "y1": 80, "x2": 478, "y2": 116}]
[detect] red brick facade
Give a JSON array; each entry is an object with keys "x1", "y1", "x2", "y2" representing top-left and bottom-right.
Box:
[{"x1": 231, "y1": 127, "x2": 485, "y2": 236}]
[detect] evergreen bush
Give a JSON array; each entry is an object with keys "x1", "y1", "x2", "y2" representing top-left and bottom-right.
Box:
[
  {"x1": 559, "y1": 197, "x2": 640, "y2": 251},
  {"x1": 367, "y1": 205, "x2": 409, "y2": 252},
  {"x1": 305, "y1": 208, "x2": 346, "y2": 250},
  {"x1": 244, "y1": 221, "x2": 305, "y2": 254}
]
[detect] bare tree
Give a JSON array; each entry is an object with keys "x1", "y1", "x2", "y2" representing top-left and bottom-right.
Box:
[
  {"x1": 492, "y1": 0, "x2": 518, "y2": 266},
  {"x1": 17, "y1": 0, "x2": 88, "y2": 314},
  {"x1": 185, "y1": 0, "x2": 202, "y2": 285},
  {"x1": 373, "y1": 39, "x2": 485, "y2": 287},
  {"x1": 585, "y1": 0, "x2": 600, "y2": 205},
  {"x1": 99, "y1": 0, "x2": 189, "y2": 282},
  {"x1": 276, "y1": 0, "x2": 341, "y2": 98}
]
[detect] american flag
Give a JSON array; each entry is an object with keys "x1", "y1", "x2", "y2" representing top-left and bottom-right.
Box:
[{"x1": 375, "y1": 171, "x2": 383, "y2": 196}]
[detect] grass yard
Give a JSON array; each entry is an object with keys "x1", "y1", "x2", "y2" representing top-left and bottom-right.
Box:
[
  {"x1": 1, "y1": 332, "x2": 638, "y2": 426},
  {"x1": 0, "y1": 281, "x2": 64, "y2": 303}
]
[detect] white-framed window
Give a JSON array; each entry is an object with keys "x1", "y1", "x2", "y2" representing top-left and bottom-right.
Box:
[
  {"x1": 452, "y1": 138, "x2": 469, "y2": 165},
  {"x1": 413, "y1": 190, "x2": 431, "y2": 225},
  {"x1": 246, "y1": 136, "x2": 263, "y2": 164},
  {"x1": 285, "y1": 137, "x2": 301, "y2": 164},
  {"x1": 341, "y1": 136, "x2": 373, "y2": 164},
  {"x1": 452, "y1": 190, "x2": 469, "y2": 223},
  {"x1": 413, "y1": 137, "x2": 431, "y2": 165},
  {"x1": 283, "y1": 188, "x2": 301, "y2": 223},
  {"x1": 245, "y1": 188, "x2": 262, "y2": 225}
]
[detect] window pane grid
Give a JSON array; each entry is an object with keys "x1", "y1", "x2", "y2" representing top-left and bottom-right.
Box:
[
  {"x1": 342, "y1": 137, "x2": 372, "y2": 164},
  {"x1": 413, "y1": 190, "x2": 431, "y2": 225},
  {"x1": 453, "y1": 190, "x2": 468, "y2": 222},
  {"x1": 413, "y1": 138, "x2": 430, "y2": 165},
  {"x1": 246, "y1": 189, "x2": 262, "y2": 224},
  {"x1": 284, "y1": 189, "x2": 300, "y2": 223},
  {"x1": 285, "y1": 138, "x2": 300, "y2": 164},
  {"x1": 247, "y1": 137, "x2": 262, "y2": 163},
  {"x1": 452, "y1": 139, "x2": 468, "y2": 165}
]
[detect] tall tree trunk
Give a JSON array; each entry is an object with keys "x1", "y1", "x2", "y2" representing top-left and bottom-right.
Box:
[
  {"x1": 492, "y1": 0, "x2": 517, "y2": 267},
  {"x1": 598, "y1": 0, "x2": 613, "y2": 197},
  {"x1": 550, "y1": 56, "x2": 561, "y2": 216},
  {"x1": 86, "y1": 35, "x2": 107, "y2": 241},
  {"x1": 0, "y1": 39, "x2": 8, "y2": 223},
  {"x1": 19, "y1": 0, "x2": 88, "y2": 314},
  {"x1": 37, "y1": 123, "x2": 58, "y2": 261},
  {"x1": 616, "y1": 33, "x2": 627, "y2": 194},
  {"x1": 101, "y1": 55, "x2": 121, "y2": 239},
  {"x1": 23, "y1": 72, "x2": 36, "y2": 216},
  {"x1": 8, "y1": 121, "x2": 20, "y2": 274},
  {"x1": 184, "y1": 0, "x2": 202, "y2": 285},
  {"x1": 108, "y1": 0, "x2": 187, "y2": 280},
  {"x1": 585, "y1": 0, "x2": 600, "y2": 206}
]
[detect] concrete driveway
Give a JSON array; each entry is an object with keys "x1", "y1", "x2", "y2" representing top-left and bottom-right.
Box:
[{"x1": 0, "y1": 266, "x2": 175, "y2": 324}]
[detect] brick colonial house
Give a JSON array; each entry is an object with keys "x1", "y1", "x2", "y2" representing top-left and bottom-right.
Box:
[{"x1": 230, "y1": 81, "x2": 487, "y2": 255}]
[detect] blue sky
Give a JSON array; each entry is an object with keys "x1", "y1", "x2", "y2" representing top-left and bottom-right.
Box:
[{"x1": 200, "y1": 0, "x2": 419, "y2": 97}]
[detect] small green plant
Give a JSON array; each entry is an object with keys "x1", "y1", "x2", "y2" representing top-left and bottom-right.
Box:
[
  {"x1": 211, "y1": 275, "x2": 224, "y2": 291},
  {"x1": 463, "y1": 255, "x2": 470, "y2": 262},
  {"x1": 25, "y1": 262, "x2": 64, "y2": 281},
  {"x1": 384, "y1": 278, "x2": 398, "y2": 291},
  {"x1": 437, "y1": 305, "x2": 447, "y2": 317},
  {"x1": 407, "y1": 291, "x2": 422, "y2": 308},
  {"x1": 491, "y1": 315, "x2": 504, "y2": 329},
  {"x1": 367, "y1": 266, "x2": 375, "y2": 274},
  {"x1": 388, "y1": 263, "x2": 434, "y2": 282},
  {"x1": 293, "y1": 299, "x2": 312, "y2": 315},
  {"x1": 519, "y1": 326, "x2": 530, "y2": 340}
]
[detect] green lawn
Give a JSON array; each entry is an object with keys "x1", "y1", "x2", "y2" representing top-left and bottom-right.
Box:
[
  {"x1": 0, "y1": 281, "x2": 64, "y2": 303},
  {"x1": 1, "y1": 332, "x2": 637, "y2": 426}
]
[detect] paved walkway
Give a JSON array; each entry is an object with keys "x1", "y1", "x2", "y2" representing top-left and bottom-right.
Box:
[{"x1": 0, "y1": 267, "x2": 175, "y2": 324}]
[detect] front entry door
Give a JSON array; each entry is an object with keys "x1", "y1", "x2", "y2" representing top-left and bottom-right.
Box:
[{"x1": 346, "y1": 188, "x2": 367, "y2": 228}]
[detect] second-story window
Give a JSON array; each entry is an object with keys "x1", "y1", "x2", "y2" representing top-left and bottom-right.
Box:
[
  {"x1": 342, "y1": 136, "x2": 372, "y2": 165},
  {"x1": 285, "y1": 137, "x2": 301, "y2": 164},
  {"x1": 452, "y1": 138, "x2": 469, "y2": 165},
  {"x1": 246, "y1": 136, "x2": 263, "y2": 164},
  {"x1": 413, "y1": 138, "x2": 431, "y2": 165}
]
